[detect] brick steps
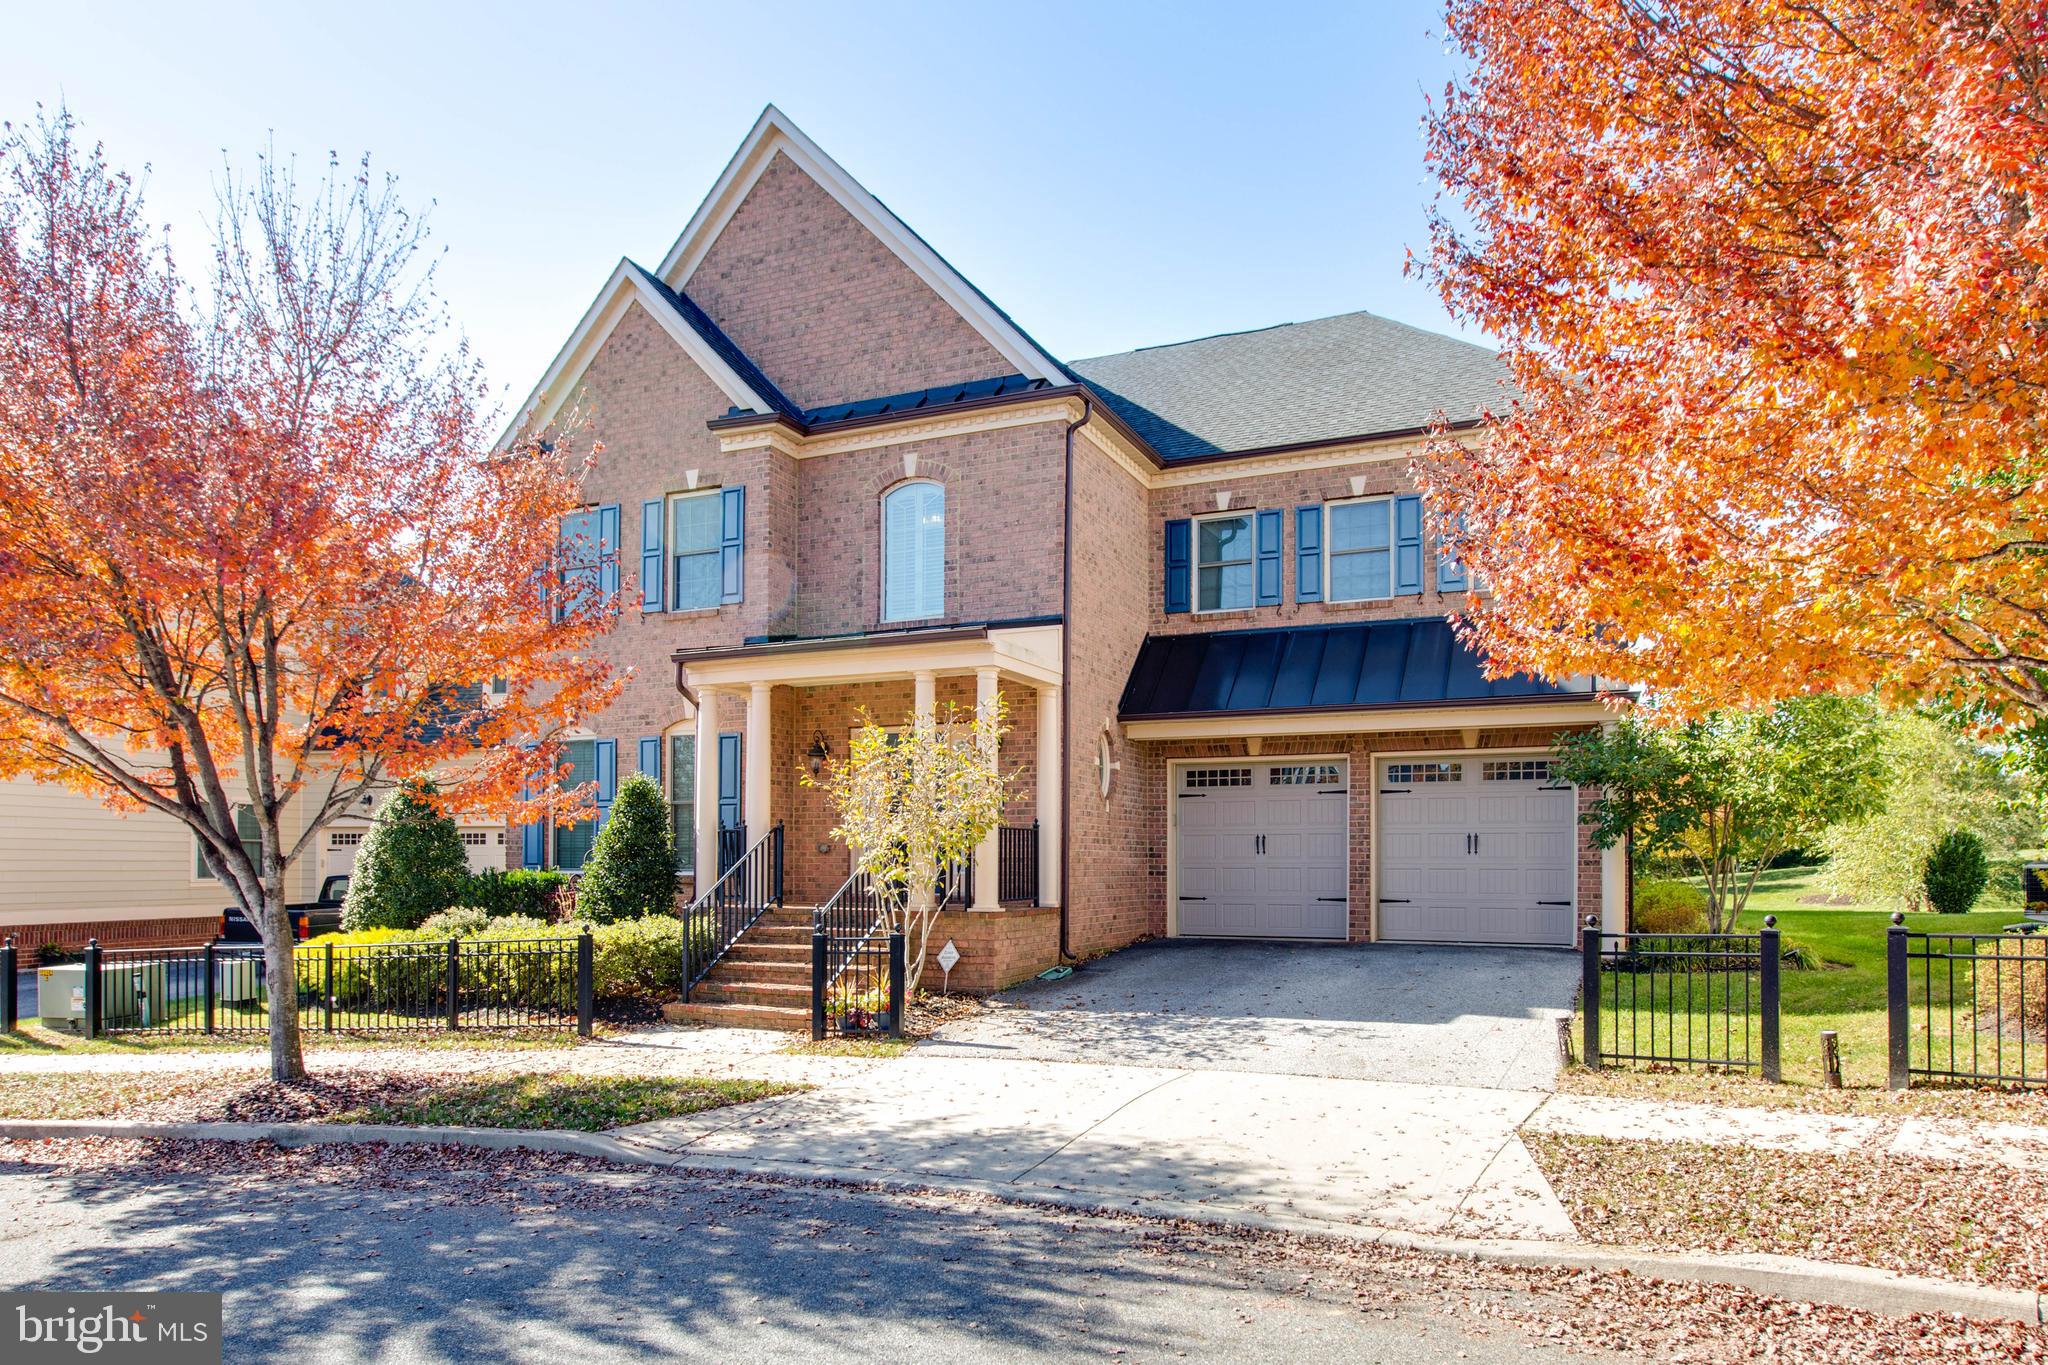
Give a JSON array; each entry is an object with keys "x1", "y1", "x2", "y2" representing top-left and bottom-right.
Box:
[{"x1": 661, "y1": 904, "x2": 818, "y2": 1032}]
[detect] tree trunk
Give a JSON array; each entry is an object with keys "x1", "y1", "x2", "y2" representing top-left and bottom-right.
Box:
[{"x1": 261, "y1": 886, "x2": 306, "y2": 1082}]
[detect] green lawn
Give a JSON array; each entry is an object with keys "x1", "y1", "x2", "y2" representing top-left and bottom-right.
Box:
[{"x1": 1581, "y1": 865, "x2": 2044, "y2": 1094}]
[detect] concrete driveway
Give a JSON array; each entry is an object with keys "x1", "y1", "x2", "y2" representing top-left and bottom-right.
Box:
[{"x1": 922, "y1": 939, "x2": 1579, "y2": 1091}]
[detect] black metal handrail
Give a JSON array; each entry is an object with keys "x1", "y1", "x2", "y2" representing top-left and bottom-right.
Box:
[
  {"x1": 814, "y1": 869, "x2": 893, "y2": 990},
  {"x1": 684, "y1": 823, "x2": 784, "y2": 999},
  {"x1": 717, "y1": 823, "x2": 747, "y2": 876}
]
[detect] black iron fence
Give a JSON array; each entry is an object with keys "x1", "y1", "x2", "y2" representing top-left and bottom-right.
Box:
[
  {"x1": 1889, "y1": 918, "x2": 2047, "y2": 1089},
  {"x1": 1581, "y1": 916, "x2": 1781, "y2": 1080},
  {"x1": 684, "y1": 823, "x2": 784, "y2": 999},
  {"x1": 811, "y1": 921, "x2": 905, "y2": 1041},
  {"x1": 7, "y1": 933, "x2": 593, "y2": 1039}
]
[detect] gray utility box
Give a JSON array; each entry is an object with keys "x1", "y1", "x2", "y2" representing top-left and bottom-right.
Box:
[
  {"x1": 37, "y1": 963, "x2": 143, "y2": 1034},
  {"x1": 215, "y1": 955, "x2": 264, "y2": 1004}
]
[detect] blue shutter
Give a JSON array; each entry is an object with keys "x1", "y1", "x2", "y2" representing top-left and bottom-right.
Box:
[
  {"x1": 594, "y1": 739, "x2": 617, "y2": 831},
  {"x1": 640, "y1": 499, "x2": 665, "y2": 612},
  {"x1": 519, "y1": 756, "x2": 544, "y2": 868},
  {"x1": 717, "y1": 732, "x2": 742, "y2": 830},
  {"x1": 1163, "y1": 518, "x2": 1191, "y2": 614},
  {"x1": 1295, "y1": 505, "x2": 1323, "y2": 603},
  {"x1": 638, "y1": 735, "x2": 661, "y2": 778},
  {"x1": 1436, "y1": 508, "x2": 1469, "y2": 592},
  {"x1": 719, "y1": 485, "x2": 745, "y2": 605},
  {"x1": 597, "y1": 505, "x2": 621, "y2": 602},
  {"x1": 1394, "y1": 495, "x2": 1424, "y2": 595},
  {"x1": 1254, "y1": 509, "x2": 1283, "y2": 607}
]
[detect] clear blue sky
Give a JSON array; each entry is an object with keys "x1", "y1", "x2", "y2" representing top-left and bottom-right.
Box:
[{"x1": 8, "y1": 0, "x2": 1472, "y2": 414}]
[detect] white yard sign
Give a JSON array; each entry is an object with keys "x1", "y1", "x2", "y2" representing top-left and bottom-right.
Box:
[{"x1": 936, "y1": 939, "x2": 961, "y2": 994}]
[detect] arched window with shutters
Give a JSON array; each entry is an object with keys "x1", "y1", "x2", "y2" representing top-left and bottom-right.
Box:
[{"x1": 882, "y1": 480, "x2": 945, "y2": 622}]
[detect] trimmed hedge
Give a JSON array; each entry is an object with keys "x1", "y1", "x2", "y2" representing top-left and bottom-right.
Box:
[{"x1": 1632, "y1": 879, "x2": 1708, "y2": 934}]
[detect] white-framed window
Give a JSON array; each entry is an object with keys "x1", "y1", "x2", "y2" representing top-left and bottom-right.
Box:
[
  {"x1": 555, "y1": 738, "x2": 600, "y2": 871},
  {"x1": 882, "y1": 480, "x2": 945, "y2": 622},
  {"x1": 460, "y1": 831, "x2": 490, "y2": 847},
  {"x1": 328, "y1": 831, "x2": 364, "y2": 848},
  {"x1": 1269, "y1": 764, "x2": 1342, "y2": 786},
  {"x1": 1184, "y1": 766, "x2": 1252, "y2": 788},
  {"x1": 1483, "y1": 759, "x2": 1558, "y2": 783},
  {"x1": 195, "y1": 805, "x2": 262, "y2": 881},
  {"x1": 1194, "y1": 512, "x2": 1255, "y2": 612},
  {"x1": 667, "y1": 489, "x2": 723, "y2": 612},
  {"x1": 556, "y1": 506, "x2": 618, "y2": 618},
  {"x1": 1387, "y1": 761, "x2": 1463, "y2": 784},
  {"x1": 1326, "y1": 497, "x2": 1394, "y2": 602},
  {"x1": 668, "y1": 730, "x2": 697, "y2": 875}
]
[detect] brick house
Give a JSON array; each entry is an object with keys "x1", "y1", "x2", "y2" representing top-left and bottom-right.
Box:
[{"x1": 508, "y1": 107, "x2": 1627, "y2": 1018}]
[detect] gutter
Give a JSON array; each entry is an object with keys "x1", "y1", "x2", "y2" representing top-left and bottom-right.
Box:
[{"x1": 1058, "y1": 395, "x2": 1091, "y2": 964}]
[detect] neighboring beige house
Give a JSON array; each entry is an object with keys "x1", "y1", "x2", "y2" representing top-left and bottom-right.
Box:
[
  {"x1": 506, "y1": 106, "x2": 1631, "y2": 1024},
  {"x1": 0, "y1": 773, "x2": 504, "y2": 960}
]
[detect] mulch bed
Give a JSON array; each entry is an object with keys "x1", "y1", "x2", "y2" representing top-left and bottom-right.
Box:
[{"x1": 1528, "y1": 1131, "x2": 2048, "y2": 1293}]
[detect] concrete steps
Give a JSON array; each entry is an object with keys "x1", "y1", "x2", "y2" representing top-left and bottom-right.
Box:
[{"x1": 661, "y1": 904, "x2": 817, "y2": 1032}]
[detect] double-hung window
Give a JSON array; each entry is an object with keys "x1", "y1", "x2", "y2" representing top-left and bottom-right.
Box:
[
  {"x1": 555, "y1": 739, "x2": 600, "y2": 871},
  {"x1": 556, "y1": 506, "x2": 619, "y2": 618},
  {"x1": 1195, "y1": 513, "x2": 1255, "y2": 612},
  {"x1": 668, "y1": 732, "x2": 696, "y2": 875},
  {"x1": 195, "y1": 805, "x2": 263, "y2": 881},
  {"x1": 668, "y1": 490, "x2": 723, "y2": 612},
  {"x1": 1326, "y1": 497, "x2": 1394, "y2": 602},
  {"x1": 882, "y1": 480, "x2": 945, "y2": 622}
]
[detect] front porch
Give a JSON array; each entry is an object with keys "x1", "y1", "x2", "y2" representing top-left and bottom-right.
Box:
[{"x1": 666, "y1": 621, "x2": 1067, "y2": 1027}]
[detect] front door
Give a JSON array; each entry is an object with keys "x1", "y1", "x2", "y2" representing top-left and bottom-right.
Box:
[{"x1": 1174, "y1": 760, "x2": 1349, "y2": 940}]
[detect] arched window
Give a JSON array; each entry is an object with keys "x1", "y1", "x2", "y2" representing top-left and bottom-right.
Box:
[{"x1": 882, "y1": 480, "x2": 945, "y2": 622}]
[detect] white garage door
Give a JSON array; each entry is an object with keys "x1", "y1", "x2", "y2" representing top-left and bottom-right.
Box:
[
  {"x1": 322, "y1": 825, "x2": 505, "y2": 879},
  {"x1": 1376, "y1": 756, "x2": 1577, "y2": 946},
  {"x1": 1174, "y1": 761, "x2": 1348, "y2": 940}
]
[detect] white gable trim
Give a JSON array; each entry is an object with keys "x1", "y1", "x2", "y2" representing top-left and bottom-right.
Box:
[
  {"x1": 654, "y1": 105, "x2": 1065, "y2": 387},
  {"x1": 500, "y1": 260, "x2": 772, "y2": 447}
]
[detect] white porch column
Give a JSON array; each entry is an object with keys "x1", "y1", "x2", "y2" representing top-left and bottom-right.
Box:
[
  {"x1": 971, "y1": 667, "x2": 1000, "y2": 911},
  {"x1": 746, "y1": 681, "x2": 774, "y2": 838},
  {"x1": 912, "y1": 670, "x2": 936, "y2": 728},
  {"x1": 693, "y1": 687, "x2": 720, "y2": 886},
  {"x1": 1599, "y1": 717, "x2": 1625, "y2": 934},
  {"x1": 1036, "y1": 684, "x2": 1061, "y2": 907}
]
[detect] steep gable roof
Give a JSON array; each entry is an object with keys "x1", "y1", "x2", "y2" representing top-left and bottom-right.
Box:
[
  {"x1": 1070, "y1": 311, "x2": 1511, "y2": 461},
  {"x1": 654, "y1": 105, "x2": 1067, "y2": 388}
]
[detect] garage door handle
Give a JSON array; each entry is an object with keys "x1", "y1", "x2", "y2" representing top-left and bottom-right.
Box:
[
  {"x1": 1317, "y1": 897, "x2": 1347, "y2": 902},
  {"x1": 1178, "y1": 896, "x2": 1208, "y2": 902},
  {"x1": 1537, "y1": 900, "x2": 1571, "y2": 906},
  {"x1": 1379, "y1": 897, "x2": 1411, "y2": 904}
]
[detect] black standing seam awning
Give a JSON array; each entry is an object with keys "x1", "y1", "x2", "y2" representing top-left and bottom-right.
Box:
[{"x1": 1117, "y1": 619, "x2": 1591, "y2": 720}]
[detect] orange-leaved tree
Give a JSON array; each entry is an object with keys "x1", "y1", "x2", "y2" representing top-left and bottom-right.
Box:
[
  {"x1": 1415, "y1": 1, "x2": 2048, "y2": 721},
  {"x1": 0, "y1": 110, "x2": 620, "y2": 1079}
]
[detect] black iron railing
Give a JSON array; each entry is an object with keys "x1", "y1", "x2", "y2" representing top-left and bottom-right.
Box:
[
  {"x1": 810, "y1": 873, "x2": 904, "y2": 1042},
  {"x1": 1582, "y1": 916, "x2": 1781, "y2": 1079},
  {"x1": 717, "y1": 823, "x2": 747, "y2": 876},
  {"x1": 1890, "y1": 918, "x2": 2047, "y2": 1089},
  {"x1": 683, "y1": 823, "x2": 784, "y2": 1000},
  {"x1": 998, "y1": 822, "x2": 1039, "y2": 905},
  {"x1": 55, "y1": 934, "x2": 592, "y2": 1038}
]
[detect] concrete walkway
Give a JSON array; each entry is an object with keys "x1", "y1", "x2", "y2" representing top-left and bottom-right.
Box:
[{"x1": 612, "y1": 1051, "x2": 1577, "y2": 1240}]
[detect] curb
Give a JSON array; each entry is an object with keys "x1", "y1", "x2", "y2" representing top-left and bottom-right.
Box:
[{"x1": 3, "y1": 1118, "x2": 2040, "y2": 1327}]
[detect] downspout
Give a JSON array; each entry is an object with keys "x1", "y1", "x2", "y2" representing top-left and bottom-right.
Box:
[{"x1": 1058, "y1": 395, "x2": 1092, "y2": 963}]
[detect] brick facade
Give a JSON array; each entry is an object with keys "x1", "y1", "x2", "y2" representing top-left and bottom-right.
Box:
[
  {"x1": 7, "y1": 915, "x2": 221, "y2": 967},
  {"x1": 521, "y1": 130, "x2": 1615, "y2": 991}
]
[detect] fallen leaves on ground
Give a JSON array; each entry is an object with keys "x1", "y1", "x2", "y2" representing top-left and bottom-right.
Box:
[
  {"x1": 1529, "y1": 1131, "x2": 2048, "y2": 1292},
  {"x1": 0, "y1": 1071, "x2": 800, "y2": 1130},
  {"x1": 1558, "y1": 1066, "x2": 2048, "y2": 1124},
  {"x1": 3, "y1": 1136, "x2": 2043, "y2": 1364}
]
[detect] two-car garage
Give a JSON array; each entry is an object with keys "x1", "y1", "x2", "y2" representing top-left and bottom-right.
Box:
[{"x1": 1169, "y1": 752, "x2": 1579, "y2": 948}]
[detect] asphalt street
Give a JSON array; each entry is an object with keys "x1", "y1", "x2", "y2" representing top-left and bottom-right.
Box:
[{"x1": 0, "y1": 1140, "x2": 1613, "y2": 1365}]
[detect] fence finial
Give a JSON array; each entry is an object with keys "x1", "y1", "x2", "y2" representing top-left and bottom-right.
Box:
[
  {"x1": 1890, "y1": 911, "x2": 1905, "y2": 926},
  {"x1": 1764, "y1": 914, "x2": 1777, "y2": 929}
]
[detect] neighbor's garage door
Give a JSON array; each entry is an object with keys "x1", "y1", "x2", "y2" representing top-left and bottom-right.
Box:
[
  {"x1": 1175, "y1": 760, "x2": 1348, "y2": 940},
  {"x1": 1376, "y1": 756, "x2": 1577, "y2": 946}
]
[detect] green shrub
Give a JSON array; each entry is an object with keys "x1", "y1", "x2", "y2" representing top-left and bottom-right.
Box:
[
  {"x1": 341, "y1": 782, "x2": 471, "y2": 931},
  {"x1": 1632, "y1": 879, "x2": 1708, "y2": 934},
  {"x1": 573, "y1": 775, "x2": 677, "y2": 924},
  {"x1": 296, "y1": 927, "x2": 432, "y2": 1005},
  {"x1": 419, "y1": 907, "x2": 491, "y2": 939},
  {"x1": 463, "y1": 868, "x2": 570, "y2": 920},
  {"x1": 1924, "y1": 830, "x2": 1990, "y2": 914},
  {"x1": 590, "y1": 915, "x2": 699, "y2": 999}
]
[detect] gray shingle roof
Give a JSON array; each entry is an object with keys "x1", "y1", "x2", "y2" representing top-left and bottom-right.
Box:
[{"x1": 1070, "y1": 311, "x2": 1510, "y2": 462}]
